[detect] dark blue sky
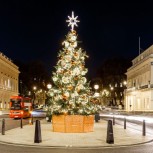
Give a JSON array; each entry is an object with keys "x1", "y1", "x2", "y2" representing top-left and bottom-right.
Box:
[{"x1": 1, "y1": 1, "x2": 153, "y2": 78}]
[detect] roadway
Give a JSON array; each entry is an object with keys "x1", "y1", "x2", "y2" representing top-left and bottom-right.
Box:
[
  {"x1": 0, "y1": 140, "x2": 153, "y2": 153},
  {"x1": 0, "y1": 109, "x2": 46, "y2": 131}
]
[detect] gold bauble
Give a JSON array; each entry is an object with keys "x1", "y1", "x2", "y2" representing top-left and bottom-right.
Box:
[
  {"x1": 67, "y1": 86, "x2": 73, "y2": 90},
  {"x1": 77, "y1": 89, "x2": 80, "y2": 93},
  {"x1": 62, "y1": 95, "x2": 67, "y2": 100},
  {"x1": 81, "y1": 95, "x2": 85, "y2": 99},
  {"x1": 74, "y1": 52, "x2": 78, "y2": 56},
  {"x1": 71, "y1": 30, "x2": 76, "y2": 35},
  {"x1": 71, "y1": 61, "x2": 75, "y2": 65},
  {"x1": 74, "y1": 76, "x2": 78, "y2": 80},
  {"x1": 65, "y1": 50, "x2": 69, "y2": 54}
]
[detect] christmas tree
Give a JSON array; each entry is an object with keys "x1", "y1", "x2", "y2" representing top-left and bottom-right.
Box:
[{"x1": 47, "y1": 12, "x2": 101, "y2": 116}]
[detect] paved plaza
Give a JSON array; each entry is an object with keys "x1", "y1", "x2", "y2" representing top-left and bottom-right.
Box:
[{"x1": 0, "y1": 118, "x2": 152, "y2": 148}]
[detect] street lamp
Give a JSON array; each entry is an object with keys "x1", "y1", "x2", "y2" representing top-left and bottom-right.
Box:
[
  {"x1": 94, "y1": 84, "x2": 100, "y2": 97},
  {"x1": 46, "y1": 83, "x2": 52, "y2": 122},
  {"x1": 110, "y1": 87, "x2": 114, "y2": 91},
  {"x1": 123, "y1": 81, "x2": 127, "y2": 85},
  {"x1": 46, "y1": 83, "x2": 52, "y2": 107},
  {"x1": 93, "y1": 84, "x2": 100, "y2": 122},
  {"x1": 47, "y1": 84, "x2": 52, "y2": 89},
  {"x1": 122, "y1": 81, "x2": 127, "y2": 109},
  {"x1": 33, "y1": 86, "x2": 37, "y2": 108},
  {"x1": 94, "y1": 84, "x2": 99, "y2": 90},
  {"x1": 110, "y1": 86, "x2": 114, "y2": 106},
  {"x1": 33, "y1": 86, "x2": 37, "y2": 91}
]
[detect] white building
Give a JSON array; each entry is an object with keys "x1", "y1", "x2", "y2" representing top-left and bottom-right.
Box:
[
  {"x1": 125, "y1": 45, "x2": 153, "y2": 111},
  {"x1": 0, "y1": 52, "x2": 20, "y2": 109}
]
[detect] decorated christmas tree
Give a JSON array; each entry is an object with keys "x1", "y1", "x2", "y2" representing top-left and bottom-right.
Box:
[{"x1": 47, "y1": 12, "x2": 101, "y2": 116}]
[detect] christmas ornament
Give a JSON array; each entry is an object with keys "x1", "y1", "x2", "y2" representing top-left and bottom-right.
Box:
[
  {"x1": 66, "y1": 11, "x2": 80, "y2": 31},
  {"x1": 62, "y1": 41, "x2": 69, "y2": 48},
  {"x1": 65, "y1": 55, "x2": 72, "y2": 62},
  {"x1": 53, "y1": 76, "x2": 58, "y2": 82},
  {"x1": 62, "y1": 76, "x2": 69, "y2": 84},
  {"x1": 72, "y1": 67, "x2": 80, "y2": 76}
]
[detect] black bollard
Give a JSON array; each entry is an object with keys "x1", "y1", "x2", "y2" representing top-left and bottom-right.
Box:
[
  {"x1": 106, "y1": 120, "x2": 114, "y2": 144},
  {"x1": 2, "y1": 119, "x2": 5, "y2": 135},
  {"x1": 21, "y1": 117, "x2": 23, "y2": 128},
  {"x1": 113, "y1": 116, "x2": 115, "y2": 125},
  {"x1": 124, "y1": 117, "x2": 126, "y2": 129},
  {"x1": 142, "y1": 120, "x2": 146, "y2": 136},
  {"x1": 34, "y1": 120, "x2": 42, "y2": 143},
  {"x1": 95, "y1": 113, "x2": 100, "y2": 122},
  {"x1": 31, "y1": 115, "x2": 33, "y2": 125}
]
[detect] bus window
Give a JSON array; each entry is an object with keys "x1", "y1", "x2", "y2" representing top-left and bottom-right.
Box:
[
  {"x1": 23, "y1": 106, "x2": 29, "y2": 111},
  {"x1": 10, "y1": 99, "x2": 21, "y2": 110}
]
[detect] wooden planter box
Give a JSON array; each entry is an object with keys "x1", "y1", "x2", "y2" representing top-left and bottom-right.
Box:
[{"x1": 52, "y1": 115, "x2": 94, "y2": 133}]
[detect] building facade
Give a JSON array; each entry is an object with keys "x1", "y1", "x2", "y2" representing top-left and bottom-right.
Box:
[
  {"x1": 125, "y1": 45, "x2": 153, "y2": 111},
  {"x1": 0, "y1": 52, "x2": 19, "y2": 110}
]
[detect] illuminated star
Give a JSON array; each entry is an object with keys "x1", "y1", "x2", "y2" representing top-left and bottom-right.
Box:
[{"x1": 66, "y1": 11, "x2": 80, "y2": 31}]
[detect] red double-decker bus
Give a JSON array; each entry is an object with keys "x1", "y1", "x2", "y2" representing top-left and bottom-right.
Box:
[{"x1": 9, "y1": 96, "x2": 33, "y2": 119}]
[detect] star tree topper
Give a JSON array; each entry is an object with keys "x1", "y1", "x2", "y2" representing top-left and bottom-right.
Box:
[{"x1": 66, "y1": 11, "x2": 80, "y2": 31}]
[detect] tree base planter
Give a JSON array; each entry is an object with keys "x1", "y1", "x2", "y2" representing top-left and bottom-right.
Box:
[{"x1": 52, "y1": 115, "x2": 94, "y2": 133}]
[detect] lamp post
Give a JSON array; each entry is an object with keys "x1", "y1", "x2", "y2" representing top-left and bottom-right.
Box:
[
  {"x1": 33, "y1": 86, "x2": 37, "y2": 109},
  {"x1": 94, "y1": 84, "x2": 100, "y2": 97},
  {"x1": 46, "y1": 83, "x2": 52, "y2": 122},
  {"x1": 110, "y1": 86, "x2": 114, "y2": 106},
  {"x1": 122, "y1": 81, "x2": 127, "y2": 109},
  {"x1": 46, "y1": 83, "x2": 52, "y2": 107},
  {"x1": 46, "y1": 83, "x2": 52, "y2": 106},
  {"x1": 93, "y1": 84, "x2": 100, "y2": 122}
]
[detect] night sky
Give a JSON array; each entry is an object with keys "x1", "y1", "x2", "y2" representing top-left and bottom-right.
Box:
[{"x1": 0, "y1": 1, "x2": 153, "y2": 78}]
